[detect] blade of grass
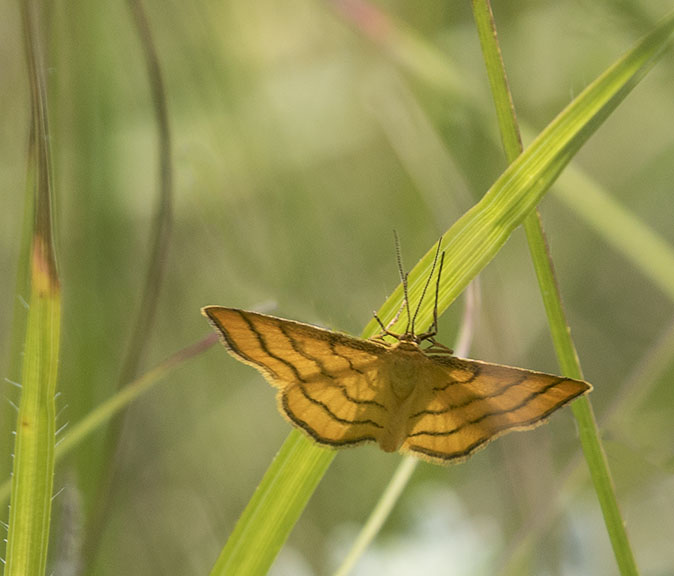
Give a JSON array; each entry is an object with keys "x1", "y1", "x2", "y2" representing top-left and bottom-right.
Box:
[
  {"x1": 0, "y1": 335, "x2": 217, "y2": 509},
  {"x1": 209, "y1": 430, "x2": 334, "y2": 575},
  {"x1": 472, "y1": 1, "x2": 640, "y2": 573},
  {"x1": 499, "y1": 317, "x2": 674, "y2": 575},
  {"x1": 363, "y1": 8, "x2": 674, "y2": 337},
  {"x1": 335, "y1": 0, "x2": 674, "y2": 309},
  {"x1": 4, "y1": 2, "x2": 61, "y2": 573},
  {"x1": 5, "y1": 243, "x2": 61, "y2": 576},
  {"x1": 0, "y1": 129, "x2": 35, "y2": 486},
  {"x1": 117, "y1": 0, "x2": 174, "y2": 389},
  {"x1": 208, "y1": 12, "x2": 674, "y2": 576}
]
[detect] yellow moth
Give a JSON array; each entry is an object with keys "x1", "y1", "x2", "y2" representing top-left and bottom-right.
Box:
[{"x1": 203, "y1": 247, "x2": 591, "y2": 464}]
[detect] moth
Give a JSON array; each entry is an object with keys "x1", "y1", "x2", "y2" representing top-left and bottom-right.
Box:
[{"x1": 203, "y1": 246, "x2": 591, "y2": 464}]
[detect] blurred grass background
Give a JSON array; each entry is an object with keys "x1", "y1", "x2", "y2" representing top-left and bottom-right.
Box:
[{"x1": 1, "y1": 1, "x2": 674, "y2": 574}]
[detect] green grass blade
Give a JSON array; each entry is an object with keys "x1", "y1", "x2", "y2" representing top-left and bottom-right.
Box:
[
  {"x1": 5, "y1": 244, "x2": 61, "y2": 576},
  {"x1": 365, "y1": 9, "x2": 674, "y2": 336},
  {"x1": 337, "y1": 1, "x2": 674, "y2": 309},
  {"x1": 0, "y1": 134, "x2": 35, "y2": 485},
  {"x1": 473, "y1": 2, "x2": 642, "y2": 573},
  {"x1": 4, "y1": 3, "x2": 61, "y2": 573},
  {"x1": 500, "y1": 318, "x2": 674, "y2": 574},
  {"x1": 0, "y1": 336, "x2": 216, "y2": 509},
  {"x1": 208, "y1": 12, "x2": 674, "y2": 576},
  {"x1": 116, "y1": 0, "x2": 173, "y2": 388},
  {"x1": 209, "y1": 431, "x2": 334, "y2": 576}
]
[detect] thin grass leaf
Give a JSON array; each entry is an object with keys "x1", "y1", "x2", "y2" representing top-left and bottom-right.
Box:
[
  {"x1": 366, "y1": 10, "x2": 674, "y2": 336},
  {"x1": 0, "y1": 134, "x2": 35, "y2": 485},
  {"x1": 4, "y1": 3, "x2": 61, "y2": 574},
  {"x1": 337, "y1": 0, "x2": 674, "y2": 310},
  {"x1": 209, "y1": 431, "x2": 334, "y2": 576},
  {"x1": 499, "y1": 316, "x2": 674, "y2": 575},
  {"x1": 5, "y1": 241, "x2": 61, "y2": 576},
  {"x1": 208, "y1": 12, "x2": 674, "y2": 576},
  {"x1": 0, "y1": 336, "x2": 216, "y2": 509},
  {"x1": 472, "y1": 1, "x2": 642, "y2": 574}
]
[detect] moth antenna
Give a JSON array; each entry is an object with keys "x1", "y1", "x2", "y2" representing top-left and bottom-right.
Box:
[
  {"x1": 411, "y1": 238, "x2": 443, "y2": 336},
  {"x1": 393, "y1": 230, "x2": 412, "y2": 333},
  {"x1": 430, "y1": 251, "x2": 445, "y2": 335},
  {"x1": 373, "y1": 311, "x2": 388, "y2": 335}
]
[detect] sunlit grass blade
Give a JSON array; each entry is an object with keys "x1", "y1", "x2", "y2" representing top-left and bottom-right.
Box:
[
  {"x1": 472, "y1": 1, "x2": 650, "y2": 574},
  {"x1": 336, "y1": 0, "x2": 674, "y2": 311},
  {"x1": 4, "y1": 3, "x2": 61, "y2": 574},
  {"x1": 5, "y1": 240, "x2": 61, "y2": 576},
  {"x1": 209, "y1": 431, "x2": 334, "y2": 576},
  {"x1": 365, "y1": 9, "x2": 674, "y2": 337},
  {"x1": 0, "y1": 137, "x2": 35, "y2": 485},
  {"x1": 208, "y1": 13, "x2": 674, "y2": 576},
  {"x1": 0, "y1": 335, "x2": 217, "y2": 509},
  {"x1": 498, "y1": 319, "x2": 674, "y2": 575}
]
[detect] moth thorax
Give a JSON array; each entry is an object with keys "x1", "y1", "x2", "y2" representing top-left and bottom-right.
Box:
[{"x1": 388, "y1": 349, "x2": 423, "y2": 400}]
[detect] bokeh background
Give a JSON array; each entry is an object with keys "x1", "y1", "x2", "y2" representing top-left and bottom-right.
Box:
[{"x1": 1, "y1": 1, "x2": 673, "y2": 574}]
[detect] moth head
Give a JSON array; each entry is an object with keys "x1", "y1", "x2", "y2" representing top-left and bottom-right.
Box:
[{"x1": 373, "y1": 234, "x2": 446, "y2": 348}]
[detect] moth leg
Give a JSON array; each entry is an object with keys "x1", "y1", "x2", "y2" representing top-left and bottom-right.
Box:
[
  {"x1": 423, "y1": 338, "x2": 454, "y2": 355},
  {"x1": 372, "y1": 298, "x2": 407, "y2": 341}
]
